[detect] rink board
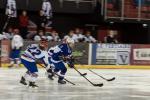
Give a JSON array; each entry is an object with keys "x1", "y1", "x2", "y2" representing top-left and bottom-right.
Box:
[{"x1": 1, "y1": 64, "x2": 150, "y2": 69}]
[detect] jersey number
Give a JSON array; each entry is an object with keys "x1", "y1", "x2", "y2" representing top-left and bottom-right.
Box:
[{"x1": 28, "y1": 47, "x2": 41, "y2": 56}]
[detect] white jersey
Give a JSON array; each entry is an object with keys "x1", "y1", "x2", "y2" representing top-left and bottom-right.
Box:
[
  {"x1": 42, "y1": 1, "x2": 52, "y2": 18},
  {"x1": 64, "y1": 34, "x2": 78, "y2": 42},
  {"x1": 70, "y1": 34, "x2": 78, "y2": 42},
  {"x1": 6, "y1": 0, "x2": 17, "y2": 17},
  {"x1": 84, "y1": 36, "x2": 97, "y2": 43},
  {"x1": 11, "y1": 34, "x2": 23, "y2": 49},
  {"x1": 3, "y1": 32, "x2": 13, "y2": 39},
  {"x1": 0, "y1": 34, "x2": 7, "y2": 40},
  {"x1": 34, "y1": 35, "x2": 47, "y2": 41},
  {"x1": 21, "y1": 44, "x2": 49, "y2": 64},
  {"x1": 76, "y1": 34, "x2": 84, "y2": 42}
]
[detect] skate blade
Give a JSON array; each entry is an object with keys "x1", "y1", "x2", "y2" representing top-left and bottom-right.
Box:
[{"x1": 20, "y1": 81, "x2": 28, "y2": 86}]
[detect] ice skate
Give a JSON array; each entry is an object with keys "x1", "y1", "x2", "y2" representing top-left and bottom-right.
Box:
[
  {"x1": 58, "y1": 79, "x2": 66, "y2": 84},
  {"x1": 28, "y1": 82, "x2": 38, "y2": 88},
  {"x1": 20, "y1": 76, "x2": 27, "y2": 85}
]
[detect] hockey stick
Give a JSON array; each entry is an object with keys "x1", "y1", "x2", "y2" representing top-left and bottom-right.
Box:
[
  {"x1": 73, "y1": 65, "x2": 103, "y2": 87},
  {"x1": 75, "y1": 58, "x2": 115, "y2": 82},
  {"x1": 39, "y1": 63, "x2": 76, "y2": 85},
  {"x1": 65, "y1": 57, "x2": 87, "y2": 76},
  {"x1": 22, "y1": 54, "x2": 76, "y2": 85},
  {"x1": 88, "y1": 69, "x2": 115, "y2": 82},
  {"x1": 72, "y1": 66, "x2": 87, "y2": 76}
]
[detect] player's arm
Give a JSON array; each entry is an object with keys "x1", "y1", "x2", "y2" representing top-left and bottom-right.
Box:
[
  {"x1": 66, "y1": 55, "x2": 75, "y2": 68},
  {"x1": 60, "y1": 55, "x2": 75, "y2": 68},
  {"x1": 59, "y1": 43, "x2": 75, "y2": 67}
]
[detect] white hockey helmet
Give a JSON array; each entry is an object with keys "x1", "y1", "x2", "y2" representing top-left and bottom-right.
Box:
[
  {"x1": 66, "y1": 37, "x2": 75, "y2": 44},
  {"x1": 65, "y1": 38, "x2": 75, "y2": 48}
]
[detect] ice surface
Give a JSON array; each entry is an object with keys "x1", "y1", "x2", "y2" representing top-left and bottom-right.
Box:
[{"x1": 0, "y1": 68, "x2": 150, "y2": 100}]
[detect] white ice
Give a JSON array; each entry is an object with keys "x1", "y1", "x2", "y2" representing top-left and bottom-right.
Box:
[{"x1": 0, "y1": 68, "x2": 150, "y2": 100}]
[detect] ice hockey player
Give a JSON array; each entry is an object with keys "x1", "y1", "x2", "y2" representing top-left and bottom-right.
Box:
[
  {"x1": 47, "y1": 38, "x2": 75, "y2": 84},
  {"x1": 20, "y1": 38, "x2": 49, "y2": 88},
  {"x1": 9, "y1": 28, "x2": 23, "y2": 68},
  {"x1": 46, "y1": 46, "x2": 56, "y2": 80}
]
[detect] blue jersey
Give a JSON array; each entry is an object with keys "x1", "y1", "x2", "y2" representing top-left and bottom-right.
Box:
[
  {"x1": 49, "y1": 43, "x2": 72, "y2": 62},
  {"x1": 47, "y1": 46, "x2": 56, "y2": 57},
  {"x1": 21, "y1": 44, "x2": 48, "y2": 65}
]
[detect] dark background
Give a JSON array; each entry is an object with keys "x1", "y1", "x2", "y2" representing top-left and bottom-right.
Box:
[{"x1": 0, "y1": 0, "x2": 150, "y2": 44}]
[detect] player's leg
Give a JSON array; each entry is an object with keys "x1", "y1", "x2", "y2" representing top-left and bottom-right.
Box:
[
  {"x1": 20, "y1": 71, "x2": 31, "y2": 85},
  {"x1": 46, "y1": 59, "x2": 55, "y2": 80},
  {"x1": 20, "y1": 58, "x2": 39, "y2": 88},
  {"x1": 8, "y1": 49, "x2": 15, "y2": 68},
  {"x1": 57, "y1": 62, "x2": 67, "y2": 84},
  {"x1": 46, "y1": 65, "x2": 55, "y2": 80},
  {"x1": 14, "y1": 49, "x2": 21, "y2": 67},
  {"x1": 26, "y1": 62, "x2": 38, "y2": 88},
  {"x1": 20, "y1": 58, "x2": 31, "y2": 85},
  {"x1": 47, "y1": 61, "x2": 62, "y2": 80},
  {"x1": 28, "y1": 72, "x2": 38, "y2": 88},
  {"x1": 9, "y1": 49, "x2": 21, "y2": 68},
  {"x1": 15, "y1": 58, "x2": 21, "y2": 67}
]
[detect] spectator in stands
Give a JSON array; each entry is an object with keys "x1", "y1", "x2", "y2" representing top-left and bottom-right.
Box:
[
  {"x1": 36, "y1": 10, "x2": 47, "y2": 32},
  {"x1": 104, "y1": 30, "x2": 118, "y2": 43},
  {"x1": 34, "y1": 30, "x2": 47, "y2": 41},
  {"x1": 0, "y1": 34, "x2": 7, "y2": 40},
  {"x1": 26, "y1": 31, "x2": 37, "y2": 40},
  {"x1": 19, "y1": 10, "x2": 29, "y2": 39},
  {"x1": 46, "y1": 32, "x2": 53, "y2": 41},
  {"x1": 1, "y1": 27, "x2": 13, "y2": 40},
  {"x1": 74, "y1": 28, "x2": 85, "y2": 42},
  {"x1": 84, "y1": 31, "x2": 97, "y2": 43},
  {"x1": 50, "y1": 30, "x2": 61, "y2": 41},
  {"x1": 64, "y1": 30, "x2": 78, "y2": 42}
]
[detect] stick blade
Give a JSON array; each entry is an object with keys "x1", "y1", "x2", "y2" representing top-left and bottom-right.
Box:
[
  {"x1": 94, "y1": 83, "x2": 103, "y2": 87},
  {"x1": 82, "y1": 73, "x2": 87, "y2": 76},
  {"x1": 107, "y1": 77, "x2": 115, "y2": 81},
  {"x1": 80, "y1": 73, "x2": 87, "y2": 76}
]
